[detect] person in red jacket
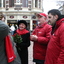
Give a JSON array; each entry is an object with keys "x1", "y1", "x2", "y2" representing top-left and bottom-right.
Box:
[
  {"x1": 30, "y1": 13, "x2": 52, "y2": 64},
  {"x1": 44, "y1": 9, "x2": 64, "y2": 64}
]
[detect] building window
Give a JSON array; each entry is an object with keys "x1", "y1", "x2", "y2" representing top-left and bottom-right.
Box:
[
  {"x1": 35, "y1": 0, "x2": 38, "y2": 8},
  {"x1": 3, "y1": 0, "x2": 5, "y2": 7},
  {"x1": 22, "y1": 0, "x2": 28, "y2": 7},
  {"x1": 9, "y1": 0, "x2": 14, "y2": 7},
  {"x1": 33, "y1": 20, "x2": 37, "y2": 29},
  {"x1": 0, "y1": 0, "x2": 1, "y2": 7},
  {"x1": 16, "y1": 0, "x2": 20, "y2": 3},
  {"x1": 39, "y1": 0, "x2": 41, "y2": 8}
]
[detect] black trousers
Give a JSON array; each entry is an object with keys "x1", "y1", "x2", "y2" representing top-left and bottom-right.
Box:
[
  {"x1": 17, "y1": 48, "x2": 28, "y2": 64},
  {"x1": 33, "y1": 59, "x2": 44, "y2": 64},
  {"x1": 36, "y1": 62, "x2": 44, "y2": 64}
]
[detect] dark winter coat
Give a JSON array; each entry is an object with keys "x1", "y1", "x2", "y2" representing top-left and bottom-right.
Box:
[
  {"x1": 0, "y1": 20, "x2": 21, "y2": 64},
  {"x1": 31, "y1": 22, "x2": 52, "y2": 60},
  {"x1": 13, "y1": 30, "x2": 30, "y2": 64},
  {"x1": 0, "y1": 20, "x2": 9, "y2": 64},
  {"x1": 45, "y1": 18, "x2": 64, "y2": 64}
]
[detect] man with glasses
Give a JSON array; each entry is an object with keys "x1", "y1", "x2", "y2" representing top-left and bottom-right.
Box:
[{"x1": 30, "y1": 13, "x2": 52, "y2": 64}]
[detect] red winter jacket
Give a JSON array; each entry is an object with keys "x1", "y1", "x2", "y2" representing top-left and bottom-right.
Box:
[
  {"x1": 45, "y1": 18, "x2": 64, "y2": 64},
  {"x1": 32, "y1": 22, "x2": 52, "y2": 60}
]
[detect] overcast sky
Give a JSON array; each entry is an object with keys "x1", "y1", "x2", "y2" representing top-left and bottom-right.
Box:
[{"x1": 43, "y1": 0, "x2": 60, "y2": 14}]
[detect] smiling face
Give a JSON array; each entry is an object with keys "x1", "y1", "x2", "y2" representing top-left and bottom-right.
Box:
[
  {"x1": 37, "y1": 15, "x2": 47, "y2": 25},
  {"x1": 19, "y1": 23, "x2": 26, "y2": 30},
  {"x1": 48, "y1": 13, "x2": 58, "y2": 26}
]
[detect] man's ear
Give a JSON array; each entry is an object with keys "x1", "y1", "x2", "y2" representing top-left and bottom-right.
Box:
[{"x1": 55, "y1": 15, "x2": 58, "y2": 20}]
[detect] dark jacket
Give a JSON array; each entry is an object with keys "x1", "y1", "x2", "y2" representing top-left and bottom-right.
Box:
[
  {"x1": 0, "y1": 21, "x2": 21, "y2": 64},
  {"x1": 0, "y1": 20, "x2": 9, "y2": 64},
  {"x1": 14, "y1": 30, "x2": 30, "y2": 49},
  {"x1": 13, "y1": 30, "x2": 30, "y2": 64},
  {"x1": 45, "y1": 18, "x2": 64, "y2": 64}
]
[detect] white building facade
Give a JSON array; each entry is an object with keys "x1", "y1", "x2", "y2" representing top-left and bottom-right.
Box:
[
  {"x1": 0, "y1": 0, "x2": 43, "y2": 31},
  {"x1": 57, "y1": 1, "x2": 64, "y2": 15}
]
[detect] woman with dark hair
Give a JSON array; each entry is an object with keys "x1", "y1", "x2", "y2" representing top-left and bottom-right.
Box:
[{"x1": 13, "y1": 20, "x2": 30, "y2": 64}]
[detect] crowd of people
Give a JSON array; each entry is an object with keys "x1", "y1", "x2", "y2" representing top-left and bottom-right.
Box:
[{"x1": 0, "y1": 9, "x2": 64, "y2": 64}]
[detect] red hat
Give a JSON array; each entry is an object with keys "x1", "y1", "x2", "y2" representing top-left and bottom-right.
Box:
[{"x1": 36, "y1": 13, "x2": 47, "y2": 18}]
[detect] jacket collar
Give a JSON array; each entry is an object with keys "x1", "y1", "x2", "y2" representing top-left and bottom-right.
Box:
[{"x1": 56, "y1": 18, "x2": 64, "y2": 28}]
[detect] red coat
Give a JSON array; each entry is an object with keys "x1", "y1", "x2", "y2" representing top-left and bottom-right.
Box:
[
  {"x1": 32, "y1": 22, "x2": 52, "y2": 60},
  {"x1": 45, "y1": 18, "x2": 64, "y2": 64}
]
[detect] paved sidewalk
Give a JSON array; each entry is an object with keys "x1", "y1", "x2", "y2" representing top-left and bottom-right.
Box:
[{"x1": 28, "y1": 41, "x2": 35, "y2": 64}]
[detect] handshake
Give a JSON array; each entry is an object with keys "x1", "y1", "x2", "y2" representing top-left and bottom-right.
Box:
[{"x1": 30, "y1": 35, "x2": 38, "y2": 41}]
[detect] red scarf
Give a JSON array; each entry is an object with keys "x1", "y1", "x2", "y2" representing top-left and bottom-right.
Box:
[
  {"x1": 5, "y1": 35, "x2": 16, "y2": 63},
  {"x1": 16, "y1": 29, "x2": 29, "y2": 35}
]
